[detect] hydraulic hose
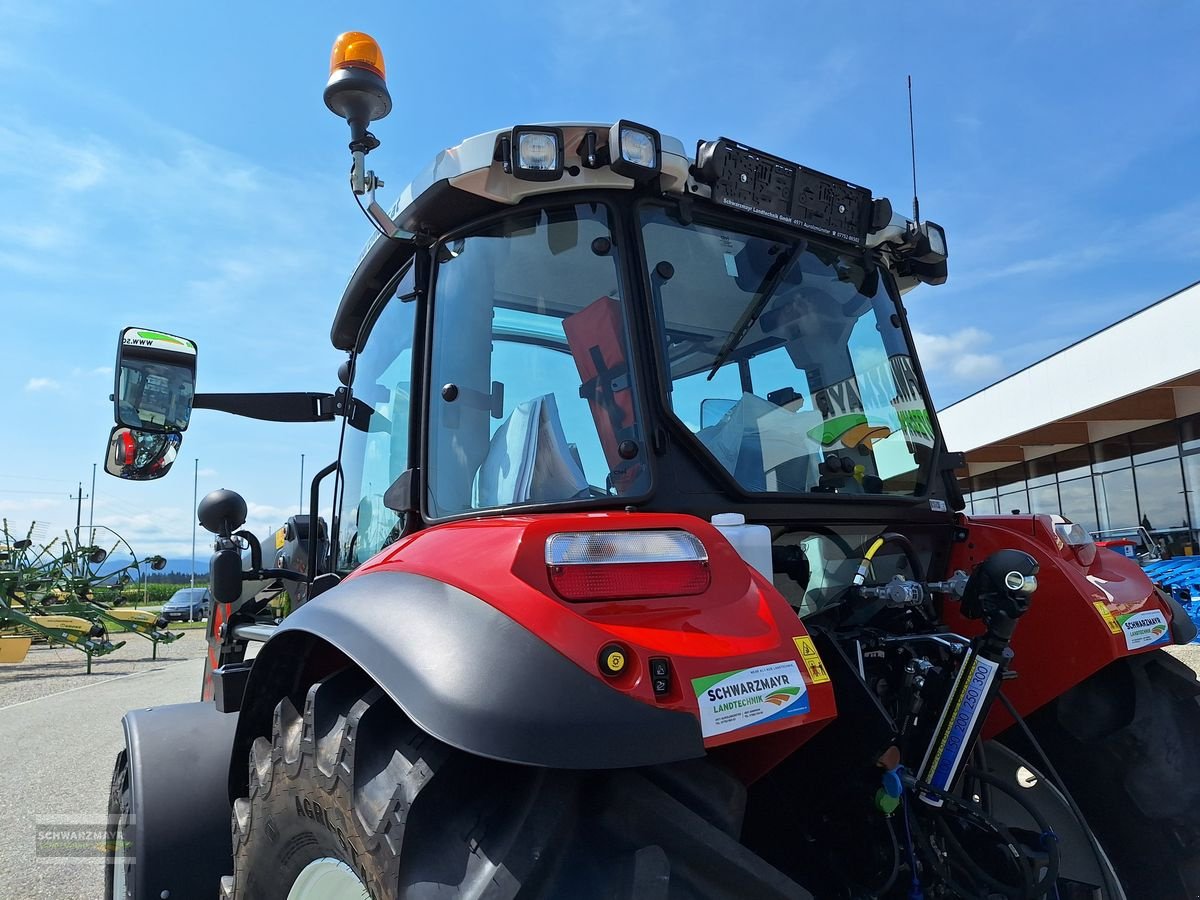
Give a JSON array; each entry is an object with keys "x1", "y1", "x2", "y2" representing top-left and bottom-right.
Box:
[
  {"x1": 851, "y1": 531, "x2": 925, "y2": 587},
  {"x1": 906, "y1": 768, "x2": 1059, "y2": 898}
]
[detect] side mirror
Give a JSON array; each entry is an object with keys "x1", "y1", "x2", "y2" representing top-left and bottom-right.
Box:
[
  {"x1": 209, "y1": 546, "x2": 244, "y2": 605},
  {"x1": 104, "y1": 426, "x2": 182, "y2": 480},
  {"x1": 114, "y1": 327, "x2": 197, "y2": 433}
]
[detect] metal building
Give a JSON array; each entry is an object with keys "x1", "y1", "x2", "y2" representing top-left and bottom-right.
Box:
[{"x1": 940, "y1": 279, "x2": 1200, "y2": 556}]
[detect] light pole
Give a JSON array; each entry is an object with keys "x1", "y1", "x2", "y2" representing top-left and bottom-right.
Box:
[
  {"x1": 191, "y1": 458, "x2": 198, "y2": 591},
  {"x1": 299, "y1": 453, "x2": 305, "y2": 514},
  {"x1": 88, "y1": 462, "x2": 96, "y2": 546},
  {"x1": 69, "y1": 482, "x2": 88, "y2": 576}
]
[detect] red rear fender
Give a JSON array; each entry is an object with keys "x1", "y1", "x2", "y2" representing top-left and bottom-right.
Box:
[
  {"x1": 947, "y1": 514, "x2": 1173, "y2": 735},
  {"x1": 351, "y1": 511, "x2": 837, "y2": 770}
]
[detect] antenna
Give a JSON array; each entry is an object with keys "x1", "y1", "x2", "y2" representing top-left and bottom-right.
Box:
[{"x1": 907, "y1": 75, "x2": 920, "y2": 226}]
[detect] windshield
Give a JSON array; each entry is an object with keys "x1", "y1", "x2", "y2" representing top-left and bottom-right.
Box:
[
  {"x1": 427, "y1": 202, "x2": 650, "y2": 518},
  {"x1": 640, "y1": 203, "x2": 936, "y2": 497}
]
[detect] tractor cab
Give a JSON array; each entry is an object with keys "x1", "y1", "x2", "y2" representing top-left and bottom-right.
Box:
[
  {"x1": 105, "y1": 40, "x2": 958, "y2": 608},
  {"x1": 326, "y1": 111, "x2": 957, "y2": 602}
]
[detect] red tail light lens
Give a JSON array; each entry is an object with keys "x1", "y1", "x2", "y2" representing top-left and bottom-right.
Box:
[{"x1": 546, "y1": 530, "x2": 710, "y2": 601}]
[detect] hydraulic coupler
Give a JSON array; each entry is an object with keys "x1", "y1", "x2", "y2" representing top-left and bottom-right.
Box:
[{"x1": 916, "y1": 549, "x2": 1038, "y2": 806}]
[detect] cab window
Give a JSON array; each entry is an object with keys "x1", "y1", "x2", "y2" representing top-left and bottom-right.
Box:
[{"x1": 336, "y1": 265, "x2": 417, "y2": 570}]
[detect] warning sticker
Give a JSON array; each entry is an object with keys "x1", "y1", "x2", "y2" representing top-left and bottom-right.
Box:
[
  {"x1": 692, "y1": 661, "x2": 809, "y2": 738},
  {"x1": 1093, "y1": 601, "x2": 1121, "y2": 635},
  {"x1": 1118, "y1": 610, "x2": 1170, "y2": 651},
  {"x1": 794, "y1": 636, "x2": 831, "y2": 683}
]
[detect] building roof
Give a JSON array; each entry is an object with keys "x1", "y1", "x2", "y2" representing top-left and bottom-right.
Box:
[{"x1": 938, "y1": 279, "x2": 1200, "y2": 476}]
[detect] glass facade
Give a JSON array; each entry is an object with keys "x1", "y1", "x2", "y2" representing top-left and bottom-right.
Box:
[{"x1": 961, "y1": 415, "x2": 1200, "y2": 556}]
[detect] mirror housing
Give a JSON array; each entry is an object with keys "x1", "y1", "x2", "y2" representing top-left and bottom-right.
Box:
[
  {"x1": 114, "y1": 327, "x2": 197, "y2": 433},
  {"x1": 209, "y1": 545, "x2": 244, "y2": 605},
  {"x1": 104, "y1": 426, "x2": 182, "y2": 480}
]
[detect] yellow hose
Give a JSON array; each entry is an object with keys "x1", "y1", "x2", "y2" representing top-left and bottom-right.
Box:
[{"x1": 852, "y1": 537, "x2": 886, "y2": 586}]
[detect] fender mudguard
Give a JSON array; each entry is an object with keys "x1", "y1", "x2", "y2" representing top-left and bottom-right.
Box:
[
  {"x1": 120, "y1": 702, "x2": 237, "y2": 897},
  {"x1": 239, "y1": 571, "x2": 705, "y2": 770}
]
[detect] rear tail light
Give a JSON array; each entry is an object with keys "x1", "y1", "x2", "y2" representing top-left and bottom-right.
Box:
[
  {"x1": 545, "y1": 530, "x2": 709, "y2": 601},
  {"x1": 1054, "y1": 519, "x2": 1098, "y2": 567}
]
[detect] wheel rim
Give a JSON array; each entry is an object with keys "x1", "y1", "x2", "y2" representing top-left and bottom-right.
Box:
[{"x1": 287, "y1": 858, "x2": 371, "y2": 900}]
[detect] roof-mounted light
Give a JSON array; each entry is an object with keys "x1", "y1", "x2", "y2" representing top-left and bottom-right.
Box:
[
  {"x1": 899, "y1": 219, "x2": 949, "y2": 286},
  {"x1": 324, "y1": 30, "x2": 406, "y2": 234},
  {"x1": 508, "y1": 126, "x2": 565, "y2": 182},
  {"x1": 329, "y1": 31, "x2": 387, "y2": 79},
  {"x1": 608, "y1": 120, "x2": 661, "y2": 180},
  {"x1": 324, "y1": 32, "x2": 392, "y2": 138},
  {"x1": 915, "y1": 220, "x2": 948, "y2": 262}
]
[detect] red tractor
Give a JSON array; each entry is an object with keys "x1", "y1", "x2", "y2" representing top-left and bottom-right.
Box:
[{"x1": 102, "y1": 31, "x2": 1200, "y2": 900}]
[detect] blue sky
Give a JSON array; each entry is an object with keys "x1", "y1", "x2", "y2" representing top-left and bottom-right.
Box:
[{"x1": 2, "y1": 1, "x2": 1198, "y2": 560}]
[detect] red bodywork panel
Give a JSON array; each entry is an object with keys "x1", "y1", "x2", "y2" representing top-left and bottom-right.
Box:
[
  {"x1": 350, "y1": 511, "x2": 836, "y2": 779},
  {"x1": 947, "y1": 514, "x2": 1173, "y2": 738}
]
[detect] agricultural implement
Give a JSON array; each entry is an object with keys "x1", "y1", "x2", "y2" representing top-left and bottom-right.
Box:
[
  {"x1": 99, "y1": 31, "x2": 1200, "y2": 899},
  {"x1": 0, "y1": 521, "x2": 176, "y2": 671}
]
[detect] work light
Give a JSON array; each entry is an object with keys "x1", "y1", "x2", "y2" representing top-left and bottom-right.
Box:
[
  {"x1": 510, "y1": 126, "x2": 565, "y2": 181},
  {"x1": 913, "y1": 220, "x2": 948, "y2": 263},
  {"x1": 608, "y1": 120, "x2": 661, "y2": 180}
]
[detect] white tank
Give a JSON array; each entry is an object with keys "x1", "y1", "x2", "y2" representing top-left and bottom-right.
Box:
[{"x1": 711, "y1": 513, "x2": 773, "y2": 581}]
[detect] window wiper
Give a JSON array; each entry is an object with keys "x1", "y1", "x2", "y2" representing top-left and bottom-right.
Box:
[{"x1": 705, "y1": 242, "x2": 805, "y2": 381}]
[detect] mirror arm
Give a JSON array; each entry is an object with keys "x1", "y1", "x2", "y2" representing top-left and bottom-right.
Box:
[
  {"x1": 247, "y1": 567, "x2": 307, "y2": 582},
  {"x1": 193, "y1": 392, "x2": 337, "y2": 423}
]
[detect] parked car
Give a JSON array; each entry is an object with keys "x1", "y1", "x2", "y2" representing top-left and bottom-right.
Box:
[{"x1": 161, "y1": 587, "x2": 210, "y2": 622}]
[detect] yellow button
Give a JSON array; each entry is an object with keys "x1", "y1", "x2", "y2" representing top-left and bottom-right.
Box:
[{"x1": 598, "y1": 643, "x2": 628, "y2": 677}]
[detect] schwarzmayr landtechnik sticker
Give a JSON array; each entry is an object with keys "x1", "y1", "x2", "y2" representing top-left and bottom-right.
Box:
[
  {"x1": 692, "y1": 660, "x2": 808, "y2": 738},
  {"x1": 1119, "y1": 609, "x2": 1170, "y2": 651}
]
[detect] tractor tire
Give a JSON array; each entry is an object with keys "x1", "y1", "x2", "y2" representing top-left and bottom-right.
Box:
[
  {"x1": 223, "y1": 667, "x2": 811, "y2": 900},
  {"x1": 1022, "y1": 649, "x2": 1200, "y2": 899},
  {"x1": 104, "y1": 751, "x2": 132, "y2": 899}
]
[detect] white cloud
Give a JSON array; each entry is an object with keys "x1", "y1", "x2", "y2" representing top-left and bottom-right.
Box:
[
  {"x1": 911, "y1": 327, "x2": 1003, "y2": 383},
  {"x1": 24, "y1": 376, "x2": 60, "y2": 392}
]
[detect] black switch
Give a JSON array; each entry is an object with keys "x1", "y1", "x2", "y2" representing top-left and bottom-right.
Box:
[{"x1": 650, "y1": 658, "x2": 671, "y2": 696}]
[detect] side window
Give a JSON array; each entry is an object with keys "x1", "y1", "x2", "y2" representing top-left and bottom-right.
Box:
[
  {"x1": 336, "y1": 266, "x2": 417, "y2": 570},
  {"x1": 426, "y1": 203, "x2": 649, "y2": 519}
]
